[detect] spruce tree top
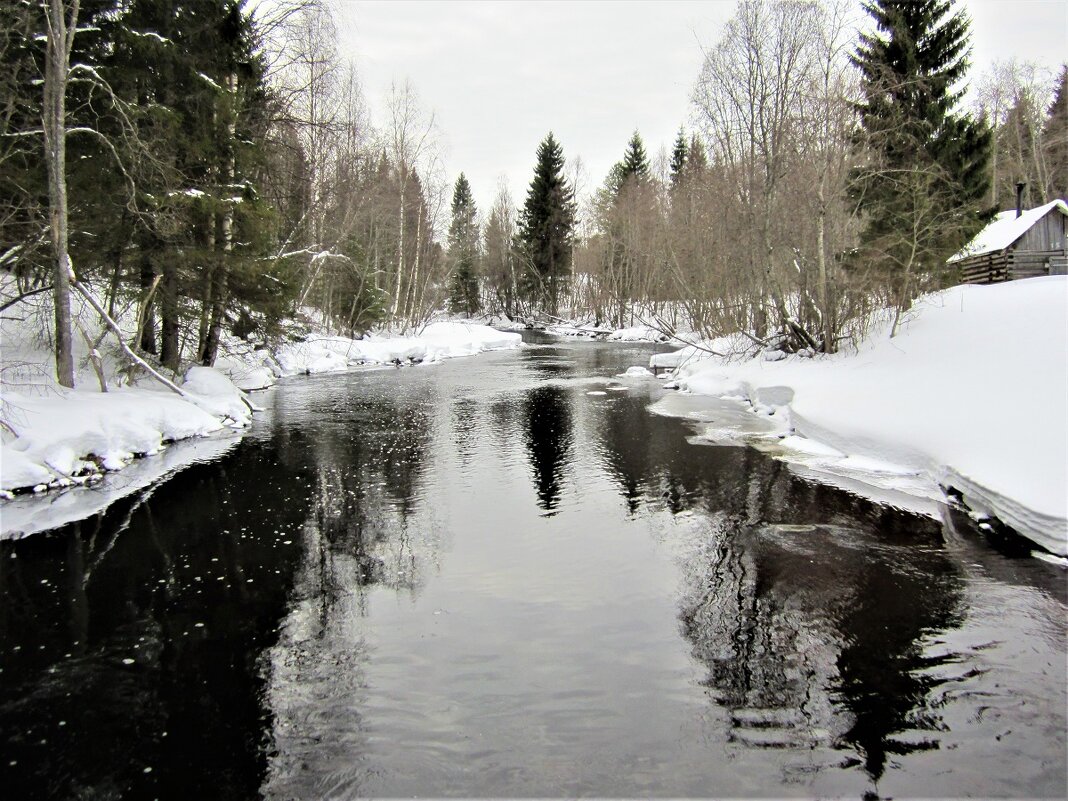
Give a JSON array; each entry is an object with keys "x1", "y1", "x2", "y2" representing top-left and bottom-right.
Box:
[
  {"x1": 452, "y1": 173, "x2": 474, "y2": 215},
  {"x1": 518, "y1": 131, "x2": 576, "y2": 288},
  {"x1": 520, "y1": 132, "x2": 573, "y2": 237},
  {"x1": 448, "y1": 172, "x2": 478, "y2": 258},
  {"x1": 526, "y1": 132, "x2": 567, "y2": 199},
  {"x1": 670, "y1": 128, "x2": 688, "y2": 188},
  {"x1": 853, "y1": 0, "x2": 972, "y2": 137},
  {"x1": 619, "y1": 130, "x2": 650, "y2": 182}
]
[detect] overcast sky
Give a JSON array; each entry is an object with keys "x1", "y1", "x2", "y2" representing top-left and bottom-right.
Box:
[{"x1": 336, "y1": 0, "x2": 1068, "y2": 213}]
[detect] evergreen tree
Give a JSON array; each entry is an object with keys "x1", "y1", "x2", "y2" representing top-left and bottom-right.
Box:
[
  {"x1": 619, "y1": 130, "x2": 650, "y2": 183},
  {"x1": 686, "y1": 135, "x2": 708, "y2": 178},
  {"x1": 1045, "y1": 65, "x2": 1068, "y2": 200},
  {"x1": 669, "y1": 127, "x2": 689, "y2": 190},
  {"x1": 851, "y1": 0, "x2": 992, "y2": 287},
  {"x1": 517, "y1": 132, "x2": 575, "y2": 315},
  {"x1": 446, "y1": 173, "x2": 480, "y2": 316}
]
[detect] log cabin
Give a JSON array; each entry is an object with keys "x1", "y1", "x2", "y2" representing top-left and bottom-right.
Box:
[{"x1": 948, "y1": 198, "x2": 1068, "y2": 285}]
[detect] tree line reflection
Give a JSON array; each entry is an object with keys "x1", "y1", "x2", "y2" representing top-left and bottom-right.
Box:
[
  {"x1": 0, "y1": 346, "x2": 1049, "y2": 798},
  {"x1": 0, "y1": 430, "x2": 318, "y2": 799},
  {"x1": 590, "y1": 388, "x2": 969, "y2": 785}
]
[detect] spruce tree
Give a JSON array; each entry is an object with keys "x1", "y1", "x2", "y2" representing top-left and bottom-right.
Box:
[
  {"x1": 517, "y1": 132, "x2": 575, "y2": 315},
  {"x1": 669, "y1": 127, "x2": 688, "y2": 191},
  {"x1": 851, "y1": 0, "x2": 992, "y2": 286},
  {"x1": 619, "y1": 130, "x2": 650, "y2": 183},
  {"x1": 446, "y1": 173, "x2": 480, "y2": 316}
]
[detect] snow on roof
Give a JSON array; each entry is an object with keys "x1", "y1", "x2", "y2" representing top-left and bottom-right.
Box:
[{"x1": 948, "y1": 199, "x2": 1068, "y2": 263}]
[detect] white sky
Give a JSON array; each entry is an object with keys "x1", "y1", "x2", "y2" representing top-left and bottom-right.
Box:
[{"x1": 337, "y1": 0, "x2": 1068, "y2": 214}]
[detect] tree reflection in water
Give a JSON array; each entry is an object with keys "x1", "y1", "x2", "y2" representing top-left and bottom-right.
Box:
[
  {"x1": 2, "y1": 340, "x2": 1061, "y2": 799},
  {"x1": 523, "y1": 385, "x2": 573, "y2": 514},
  {"x1": 264, "y1": 391, "x2": 442, "y2": 798},
  {"x1": 0, "y1": 431, "x2": 316, "y2": 800},
  {"x1": 593, "y1": 392, "x2": 968, "y2": 786}
]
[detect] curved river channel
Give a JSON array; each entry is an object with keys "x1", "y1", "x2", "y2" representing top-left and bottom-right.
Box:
[{"x1": 1, "y1": 334, "x2": 1065, "y2": 799}]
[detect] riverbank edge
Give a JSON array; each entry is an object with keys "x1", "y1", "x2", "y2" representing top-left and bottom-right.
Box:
[
  {"x1": 646, "y1": 278, "x2": 1068, "y2": 560},
  {"x1": 0, "y1": 323, "x2": 522, "y2": 534}
]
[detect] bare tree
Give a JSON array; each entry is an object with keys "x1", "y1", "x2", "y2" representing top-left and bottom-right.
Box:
[
  {"x1": 795, "y1": 0, "x2": 859, "y2": 352},
  {"x1": 482, "y1": 179, "x2": 518, "y2": 317},
  {"x1": 974, "y1": 59, "x2": 1057, "y2": 207},
  {"x1": 383, "y1": 79, "x2": 440, "y2": 324},
  {"x1": 694, "y1": 0, "x2": 822, "y2": 341}
]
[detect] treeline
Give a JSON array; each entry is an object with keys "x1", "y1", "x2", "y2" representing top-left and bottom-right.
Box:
[
  {"x1": 3, "y1": 1, "x2": 1066, "y2": 389},
  {"x1": 2, "y1": 0, "x2": 462, "y2": 388},
  {"x1": 564, "y1": 0, "x2": 1065, "y2": 351}
]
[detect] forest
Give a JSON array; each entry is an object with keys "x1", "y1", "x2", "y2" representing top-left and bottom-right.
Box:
[{"x1": 1, "y1": 0, "x2": 1066, "y2": 389}]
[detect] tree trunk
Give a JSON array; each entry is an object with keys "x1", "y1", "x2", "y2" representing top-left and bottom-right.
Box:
[
  {"x1": 43, "y1": 0, "x2": 79, "y2": 388},
  {"x1": 815, "y1": 180, "x2": 833, "y2": 353},
  {"x1": 138, "y1": 254, "x2": 157, "y2": 354},
  {"x1": 202, "y1": 73, "x2": 238, "y2": 367},
  {"x1": 392, "y1": 178, "x2": 406, "y2": 318},
  {"x1": 105, "y1": 209, "x2": 129, "y2": 319},
  {"x1": 159, "y1": 261, "x2": 180, "y2": 370}
]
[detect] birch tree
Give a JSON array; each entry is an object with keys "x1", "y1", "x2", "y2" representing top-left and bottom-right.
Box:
[{"x1": 384, "y1": 79, "x2": 440, "y2": 324}]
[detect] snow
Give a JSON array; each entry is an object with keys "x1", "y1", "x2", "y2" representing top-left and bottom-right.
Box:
[
  {"x1": 196, "y1": 72, "x2": 223, "y2": 91},
  {"x1": 271, "y1": 322, "x2": 520, "y2": 376},
  {"x1": 607, "y1": 325, "x2": 670, "y2": 342},
  {"x1": 948, "y1": 200, "x2": 1068, "y2": 262},
  {"x1": 1, "y1": 304, "x2": 520, "y2": 518},
  {"x1": 213, "y1": 352, "x2": 277, "y2": 391},
  {"x1": 127, "y1": 30, "x2": 171, "y2": 45},
  {"x1": 1, "y1": 433, "x2": 240, "y2": 539},
  {"x1": 649, "y1": 276, "x2": 1068, "y2": 556},
  {"x1": 180, "y1": 365, "x2": 250, "y2": 422},
  {"x1": 1, "y1": 384, "x2": 233, "y2": 494}
]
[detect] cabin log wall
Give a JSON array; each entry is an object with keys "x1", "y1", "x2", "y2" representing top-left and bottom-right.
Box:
[{"x1": 957, "y1": 208, "x2": 1068, "y2": 285}]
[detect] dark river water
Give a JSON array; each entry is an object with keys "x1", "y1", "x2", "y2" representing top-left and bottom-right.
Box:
[{"x1": 1, "y1": 334, "x2": 1065, "y2": 799}]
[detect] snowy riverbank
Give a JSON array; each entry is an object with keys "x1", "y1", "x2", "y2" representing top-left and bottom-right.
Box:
[
  {"x1": 648, "y1": 276, "x2": 1068, "y2": 558},
  {"x1": 0, "y1": 316, "x2": 520, "y2": 534}
]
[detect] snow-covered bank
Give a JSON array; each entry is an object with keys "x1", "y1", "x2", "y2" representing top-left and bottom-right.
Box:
[
  {"x1": 260, "y1": 321, "x2": 521, "y2": 383},
  {"x1": 545, "y1": 322, "x2": 671, "y2": 343},
  {"x1": 470, "y1": 310, "x2": 673, "y2": 344},
  {"x1": 1, "y1": 315, "x2": 520, "y2": 525},
  {"x1": 1, "y1": 432, "x2": 241, "y2": 539},
  {"x1": 648, "y1": 277, "x2": 1068, "y2": 557},
  {"x1": 1, "y1": 370, "x2": 251, "y2": 497}
]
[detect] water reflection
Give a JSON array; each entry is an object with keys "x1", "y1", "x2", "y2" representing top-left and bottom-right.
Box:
[
  {"x1": 0, "y1": 434, "x2": 315, "y2": 800},
  {"x1": 1, "y1": 336, "x2": 1064, "y2": 799},
  {"x1": 452, "y1": 397, "x2": 479, "y2": 467},
  {"x1": 523, "y1": 385, "x2": 574, "y2": 514},
  {"x1": 590, "y1": 392, "x2": 996, "y2": 787}
]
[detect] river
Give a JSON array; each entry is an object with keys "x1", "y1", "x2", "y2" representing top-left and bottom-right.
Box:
[{"x1": 1, "y1": 334, "x2": 1064, "y2": 799}]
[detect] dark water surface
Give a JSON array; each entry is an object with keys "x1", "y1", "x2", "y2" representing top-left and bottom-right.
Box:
[{"x1": 1, "y1": 335, "x2": 1065, "y2": 799}]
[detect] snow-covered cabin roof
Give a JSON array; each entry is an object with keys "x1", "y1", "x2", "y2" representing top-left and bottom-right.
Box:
[{"x1": 948, "y1": 199, "x2": 1068, "y2": 263}]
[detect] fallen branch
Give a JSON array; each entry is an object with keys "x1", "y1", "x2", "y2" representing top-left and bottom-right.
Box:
[
  {"x1": 537, "y1": 312, "x2": 609, "y2": 335},
  {"x1": 71, "y1": 266, "x2": 259, "y2": 418},
  {"x1": 633, "y1": 310, "x2": 726, "y2": 357},
  {"x1": 68, "y1": 265, "x2": 195, "y2": 402}
]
